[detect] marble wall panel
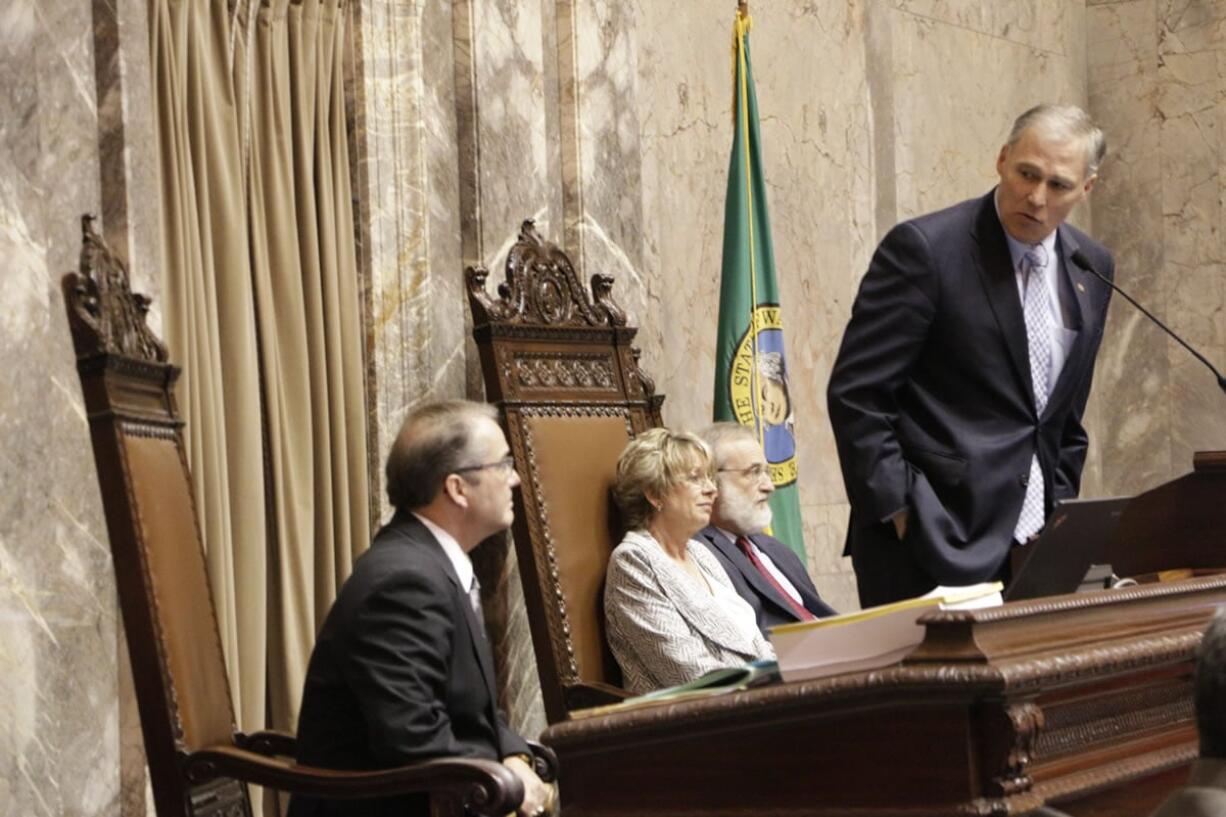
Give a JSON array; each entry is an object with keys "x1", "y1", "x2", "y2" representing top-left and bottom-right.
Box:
[
  {"x1": 626, "y1": 0, "x2": 725, "y2": 378},
  {"x1": 0, "y1": 0, "x2": 127, "y2": 814},
  {"x1": 888, "y1": 2, "x2": 1089, "y2": 220},
  {"x1": 458, "y1": 0, "x2": 555, "y2": 740},
  {"x1": 421, "y1": 0, "x2": 474, "y2": 405},
  {"x1": 463, "y1": 0, "x2": 554, "y2": 261},
  {"x1": 892, "y1": 0, "x2": 1078, "y2": 56},
  {"x1": 1087, "y1": 0, "x2": 1226, "y2": 496},
  {"x1": 356, "y1": 0, "x2": 433, "y2": 485},
  {"x1": 557, "y1": 0, "x2": 645, "y2": 312},
  {"x1": 1156, "y1": 0, "x2": 1226, "y2": 469},
  {"x1": 1086, "y1": 0, "x2": 1170, "y2": 496}
]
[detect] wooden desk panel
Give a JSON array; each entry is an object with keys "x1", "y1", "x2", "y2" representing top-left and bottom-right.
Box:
[{"x1": 545, "y1": 577, "x2": 1226, "y2": 816}]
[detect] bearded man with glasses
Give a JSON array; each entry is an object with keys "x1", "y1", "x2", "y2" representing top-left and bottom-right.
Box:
[
  {"x1": 289, "y1": 400, "x2": 554, "y2": 817},
  {"x1": 697, "y1": 423, "x2": 837, "y2": 636}
]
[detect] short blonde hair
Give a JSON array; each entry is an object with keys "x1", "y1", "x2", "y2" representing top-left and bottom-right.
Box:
[{"x1": 613, "y1": 428, "x2": 711, "y2": 530}]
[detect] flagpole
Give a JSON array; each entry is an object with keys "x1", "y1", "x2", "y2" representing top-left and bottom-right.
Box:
[
  {"x1": 734, "y1": 5, "x2": 765, "y2": 449},
  {"x1": 716, "y1": 4, "x2": 806, "y2": 556}
]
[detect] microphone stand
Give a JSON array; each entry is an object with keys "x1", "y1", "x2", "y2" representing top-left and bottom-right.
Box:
[{"x1": 1070, "y1": 250, "x2": 1226, "y2": 395}]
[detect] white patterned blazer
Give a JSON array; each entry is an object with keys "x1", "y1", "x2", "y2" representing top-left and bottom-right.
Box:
[{"x1": 604, "y1": 529, "x2": 775, "y2": 694}]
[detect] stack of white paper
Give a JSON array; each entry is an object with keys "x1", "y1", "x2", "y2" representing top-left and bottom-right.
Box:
[{"x1": 770, "y1": 582, "x2": 1002, "y2": 682}]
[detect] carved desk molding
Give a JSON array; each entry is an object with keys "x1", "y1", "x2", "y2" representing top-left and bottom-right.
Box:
[{"x1": 543, "y1": 577, "x2": 1224, "y2": 816}]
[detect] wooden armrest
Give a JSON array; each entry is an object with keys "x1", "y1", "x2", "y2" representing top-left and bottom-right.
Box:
[
  {"x1": 564, "y1": 681, "x2": 631, "y2": 712},
  {"x1": 183, "y1": 745, "x2": 523, "y2": 815},
  {"x1": 525, "y1": 740, "x2": 558, "y2": 783},
  {"x1": 234, "y1": 729, "x2": 297, "y2": 757}
]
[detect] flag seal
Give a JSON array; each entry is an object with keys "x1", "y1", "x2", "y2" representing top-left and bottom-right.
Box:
[{"x1": 728, "y1": 303, "x2": 798, "y2": 487}]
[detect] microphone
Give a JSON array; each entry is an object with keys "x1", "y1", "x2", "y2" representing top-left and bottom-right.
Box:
[{"x1": 1070, "y1": 249, "x2": 1226, "y2": 396}]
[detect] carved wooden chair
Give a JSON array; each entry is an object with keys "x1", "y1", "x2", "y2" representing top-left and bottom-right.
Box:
[
  {"x1": 62, "y1": 216, "x2": 553, "y2": 817},
  {"x1": 466, "y1": 221, "x2": 665, "y2": 724}
]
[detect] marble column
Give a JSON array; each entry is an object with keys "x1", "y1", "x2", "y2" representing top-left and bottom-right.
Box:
[{"x1": 2, "y1": 0, "x2": 112, "y2": 814}]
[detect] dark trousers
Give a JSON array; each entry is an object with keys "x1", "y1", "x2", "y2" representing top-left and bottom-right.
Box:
[{"x1": 849, "y1": 523, "x2": 938, "y2": 608}]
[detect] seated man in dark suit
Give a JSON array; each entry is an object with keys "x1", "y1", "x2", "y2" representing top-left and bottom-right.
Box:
[
  {"x1": 1150, "y1": 611, "x2": 1226, "y2": 817},
  {"x1": 696, "y1": 423, "x2": 836, "y2": 635},
  {"x1": 289, "y1": 400, "x2": 553, "y2": 817}
]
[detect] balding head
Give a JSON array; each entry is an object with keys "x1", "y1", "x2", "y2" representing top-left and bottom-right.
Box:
[{"x1": 385, "y1": 400, "x2": 499, "y2": 512}]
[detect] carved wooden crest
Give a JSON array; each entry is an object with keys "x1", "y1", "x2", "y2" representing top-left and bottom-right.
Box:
[
  {"x1": 466, "y1": 220, "x2": 627, "y2": 328},
  {"x1": 61, "y1": 215, "x2": 168, "y2": 363}
]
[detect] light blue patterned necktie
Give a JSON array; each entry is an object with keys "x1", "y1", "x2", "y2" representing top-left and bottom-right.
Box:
[{"x1": 1015, "y1": 244, "x2": 1051, "y2": 542}]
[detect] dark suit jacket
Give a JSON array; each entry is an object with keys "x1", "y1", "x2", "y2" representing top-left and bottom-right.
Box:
[
  {"x1": 697, "y1": 526, "x2": 837, "y2": 633},
  {"x1": 827, "y1": 190, "x2": 1114, "y2": 593},
  {"x1": 287, "y1": 512, "x2": 528, "y2": 817}
]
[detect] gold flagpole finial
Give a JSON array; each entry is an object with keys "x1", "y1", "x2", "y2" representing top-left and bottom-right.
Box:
[{"x1": 734, "y1": 2, "x2": 752, "y2": 35}]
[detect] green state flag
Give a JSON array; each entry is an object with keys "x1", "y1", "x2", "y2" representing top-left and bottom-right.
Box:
[{"x1": 712, "y1": 9, "x2": 805, "y2": 560}]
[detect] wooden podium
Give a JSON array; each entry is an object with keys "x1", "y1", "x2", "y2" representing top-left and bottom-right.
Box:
[
  {"x1": 1108, "y1": 451, "x2": 1226, "y2": 577},
  {"x1": 540, "y1": 454, "x2": 1226, "y2": 816}
]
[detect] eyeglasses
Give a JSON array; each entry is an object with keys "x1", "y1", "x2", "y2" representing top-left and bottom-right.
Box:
[
  {"x1": 718, "y1": 463, "x2": 771, "y2": 482},
  {"x1": 679, "y1": 470, "x2": 717, "y2": 488},
  {"x1": 454, "y1": 455, "x2": 517, "y2": 476}
]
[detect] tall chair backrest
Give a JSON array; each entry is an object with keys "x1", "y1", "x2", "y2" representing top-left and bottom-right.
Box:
[
  {"x1": 466, "y1": 221, "x2": 664, "y2": 724},
  {"x1": 62, "y1": 217, "x2": 250, "y2": 816}
]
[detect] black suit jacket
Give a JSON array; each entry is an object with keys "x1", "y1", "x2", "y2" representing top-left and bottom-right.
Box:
[
  {"x1": 696, "y1": 526, "x2": 837, "y2": 633},
  {"x1": 287, "y1": 512, "x2": 528, "y2": 817},
  {"x1": 827, "y1": 190, "x2": 1114, "y2": 595}
]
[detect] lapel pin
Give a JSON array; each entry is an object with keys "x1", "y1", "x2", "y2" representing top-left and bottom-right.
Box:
[{"x1": 1076, "y1": 281, "x2": 1086, "y2": 293}]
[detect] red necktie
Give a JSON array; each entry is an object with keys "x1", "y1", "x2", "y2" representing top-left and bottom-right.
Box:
[{"x1": 735, "y1": 536, "x2": 816, "y2": 622}]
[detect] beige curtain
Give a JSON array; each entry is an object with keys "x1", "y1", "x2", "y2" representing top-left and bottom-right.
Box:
[{"x1": 149, "y1": 0, "x2": 370, "y2": 779}]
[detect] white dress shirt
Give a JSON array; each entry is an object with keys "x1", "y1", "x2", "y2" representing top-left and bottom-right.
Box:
[
  {"x1": 412, "y1": 511, "x2": 473, "y2": 591},
  {"x1": 715, "y1": 525, "x2": 805, "y2": 605}
]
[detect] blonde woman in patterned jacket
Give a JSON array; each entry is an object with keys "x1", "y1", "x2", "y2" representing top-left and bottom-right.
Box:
[{"x1": 604, "y1": 428, "x2": 774, "y2": 694}]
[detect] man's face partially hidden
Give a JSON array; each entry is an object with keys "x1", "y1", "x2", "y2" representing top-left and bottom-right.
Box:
[{"x1": 995, "y1": 127, "x2": 1096, "y2": 245}]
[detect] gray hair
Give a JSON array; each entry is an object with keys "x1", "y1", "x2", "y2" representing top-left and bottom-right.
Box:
[
  {"x1": 698, "y1": 422, "x2": 759, "y2": 469},
  {"x1": 385, "y1": 400, "x2": 499, "y2": 511},
  {"x1": 1197, "y1": 610, "x2": 1226, "y2": 758},
  {"x1": 1007, "y1": 104, "x2": 1106, "y2": 178}
]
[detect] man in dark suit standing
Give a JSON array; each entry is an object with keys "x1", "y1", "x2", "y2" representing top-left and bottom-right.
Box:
[
  {"x1": 697, "y1": 423, "x2": 837, "y2": 634},
  {"x1": 289, "y1": 400, "x2": 552, "y2": 817},
  {"x1": 828, "y1": 104, "x2": 1114, "y2": 607}
]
